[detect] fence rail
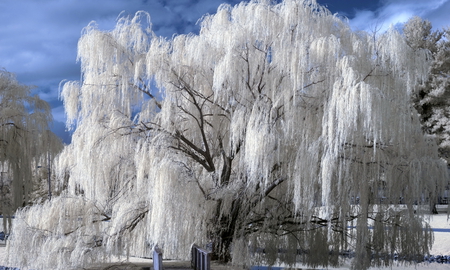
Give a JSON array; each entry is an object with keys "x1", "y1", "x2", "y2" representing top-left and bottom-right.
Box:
[{"x1": 191, "y1": 244, "x2": 211, "y2": 270}]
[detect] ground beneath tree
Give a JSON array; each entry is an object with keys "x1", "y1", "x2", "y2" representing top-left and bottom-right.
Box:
[{"x1": 1, "y1": 214, "x2": 450, "y2": 269}]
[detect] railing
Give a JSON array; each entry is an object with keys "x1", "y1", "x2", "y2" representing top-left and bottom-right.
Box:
[
  {"x1": 191, "y1": 244, "x2": 211, "y2": 270},
  {"x1": 153, "y1": 247, "x2": 163, "y2": 270}
]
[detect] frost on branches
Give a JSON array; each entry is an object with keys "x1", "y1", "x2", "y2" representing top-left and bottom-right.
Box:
[
  {"x1": 7, "y1": 1, "x2": 448, "y2": 270},
  {"x1": 405, "y1": 17, "x2": 450, "y2": 164}
]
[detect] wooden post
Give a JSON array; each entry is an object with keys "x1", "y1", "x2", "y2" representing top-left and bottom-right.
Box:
[
  {"x1": 191, "y1": 244, "x2": 211, "y2": 270},
  {"x1": 153, "y1": 247, "x2": 163, "y2": 270}
]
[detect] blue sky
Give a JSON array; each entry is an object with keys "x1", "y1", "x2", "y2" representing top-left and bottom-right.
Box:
[{"x1": 1, "y1": 0, "x2": 449, "y2": 144}]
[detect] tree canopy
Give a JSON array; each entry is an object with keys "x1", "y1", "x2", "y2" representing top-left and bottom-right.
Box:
[
  {"x1": 7, "y1": 1, "x2": 448, "y2": 270},
  {"x1": 0, "y1": 69, "x2": 62, "y2": 233},
  {"x1": 405, "y1": 17, "x2": 450, "y2": 163}
]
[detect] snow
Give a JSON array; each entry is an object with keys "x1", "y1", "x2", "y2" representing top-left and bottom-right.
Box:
[
  {"x1": 428, "y1": 214, "x2": 450, "y2": 255},
  {"x1": 1, "y1": 215, "x2": 450, "y2": 269}
]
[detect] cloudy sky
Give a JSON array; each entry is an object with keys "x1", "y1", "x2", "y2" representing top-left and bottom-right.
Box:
[{"x1": 1, "y1": 0, "x2": 449, "y2": 143}]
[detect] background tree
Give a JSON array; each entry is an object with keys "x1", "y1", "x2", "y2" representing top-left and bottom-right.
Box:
[
  {"x1": 7, "y1": 1, "x2": 448, "y2": 270},
  {"x1": 0, "y1": 70, "x2": 63, "y2": 233},
  {"x1": 405, "y1": 17, "x2": 450, "y2": 163}
]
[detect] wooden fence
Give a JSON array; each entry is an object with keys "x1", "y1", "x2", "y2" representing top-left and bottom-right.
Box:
[{"x1": 191, "y1": 244, "x2": 211, "y2": 270}]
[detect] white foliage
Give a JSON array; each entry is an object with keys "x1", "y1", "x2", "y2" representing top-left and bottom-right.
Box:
[
  {"x1": 7, "y1": 1, "x2": 448, "y2": 270},
  {"x1": 405, "y1": 18, "x2": 450, "y2": 163}
]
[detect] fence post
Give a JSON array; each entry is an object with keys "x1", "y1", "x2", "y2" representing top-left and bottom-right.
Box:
[
  {"x1": 153, "y1": 247, "x2": 163, "y2": 270},
  {"x1": 191, "y1": 244, "x2": 197, "y2": 269},
  {"x1": 191, "y1": 244, "x2": 211, "y2": 270}
]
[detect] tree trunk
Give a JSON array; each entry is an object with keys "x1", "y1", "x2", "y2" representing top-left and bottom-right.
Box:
[{"x1": 211, "y1": 197, "x2": 242, "y2": 263}]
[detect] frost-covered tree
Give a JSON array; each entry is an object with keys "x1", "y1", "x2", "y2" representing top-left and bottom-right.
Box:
[
  {"x1": 7, "y1": 1, "x2": 448, "y2": 270},
  {"x1": 0, "y1": 70, "x2": 63, "y2": 233},
  {"x1": 405, "y1": 17, "x2": 450, "y2": 163}
]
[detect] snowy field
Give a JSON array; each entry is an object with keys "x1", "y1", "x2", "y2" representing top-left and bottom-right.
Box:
[{"x1": 1, "y1": 215, "x2": 450, "y2": 269}]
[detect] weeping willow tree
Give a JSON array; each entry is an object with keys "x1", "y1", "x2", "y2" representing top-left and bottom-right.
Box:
[
  {"x1": 7, "y1": 1, "x2": 448, "y2": 269},
  {"x1": 0, "y1": 70, "x2": 63, "y2": 234}
]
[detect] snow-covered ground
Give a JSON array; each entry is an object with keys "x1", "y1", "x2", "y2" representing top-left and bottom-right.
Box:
[
  {"x1": 426, "y1": 213, "x2": 450, "y2": 255},
  {"x1": 1, "y1": 214, "x2": 450, "y2": 269}
]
